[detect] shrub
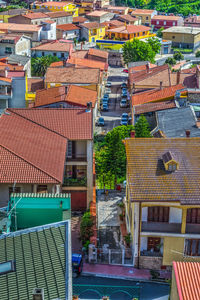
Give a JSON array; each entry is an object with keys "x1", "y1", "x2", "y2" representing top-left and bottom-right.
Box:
[
  {"x1": 196, "y1": 50, "x2": 200, "y2": 57},
  {"x1": 80, "y1": 212, "x2": 93, "y2": 245},
  {"x1": 165, "y1": 57, "x2": 176, "y2": 66},
  {"x1": 173, "y1": 51, "x2": 184, "y2": 61}
]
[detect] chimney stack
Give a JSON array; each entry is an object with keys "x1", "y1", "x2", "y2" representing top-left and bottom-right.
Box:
[
  {"x1": 185, "y1": 130, "x2": 190, "y2": 137},
  {"x1": 130, "y1": 130, "x2": 135, "y2": 138},
  {"x1": 160, "y1": 81, "x2": 163, "y2": 90},
  {"x1": 177, "y1": 70, "x2": 181, "y2": 85},
  {"x1": 146, "y1": 62, "x2": 150, "y2": 73},
  {"x1": 32, "y1": 288, "x2": 44, "y2": 300}
]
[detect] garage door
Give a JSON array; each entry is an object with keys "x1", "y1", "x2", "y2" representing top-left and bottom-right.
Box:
[{"x1": 63, "y1": 191, "x2": 87, "y2": 211}]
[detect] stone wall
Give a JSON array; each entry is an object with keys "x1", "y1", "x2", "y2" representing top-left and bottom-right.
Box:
[{"x1": 139, "y1": 256, "x2": 163, "y2": 270}]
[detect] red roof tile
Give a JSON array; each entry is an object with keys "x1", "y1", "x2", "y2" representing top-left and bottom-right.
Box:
[
  {"x1": 107, "y1": 24, "x2": 151, "y2": 34},
  {"x1": 88, "y1": 48, "x2": 108, "y2": 59},
  {"x1": 173, "y1": 262, "x2": 200, "y2": 300},
  {"x1": 152, "y1": 15, "x2": 182, "y2": 21},
  {"x1": 31, "y1": 40, "x2": 73, "y2": 52},
  {"x1": 132, "y1": 84, "x2": 184, "y2": 106},
  {"x1": 22, "y1": 12, "x2": 49, "y2": 19},
  {"x1": 80, "y1": 22, "x2": 105, "y2": 29},
  {"x1": 9, "y1": 108, "x2": 93, "y2": 140},
  {"x1": 27, "y1": 78, "x2": 44, "y2": 92},
  {"x1": 131, "y1": 9, "x2": 155, "y2": 15},
  {"x1": 134, "y1": 100, "x2": 176, "y2": 114},
  {"x1": 67, "y1": 57, "x2": 107, "y2": 71},
  {"x1": 35, "y1": 86, "x2": 66, "y2": 107},
  {"x1": 0, "y1": 110, "x2": 67, "y2": 183},
  {"x1": 57, "y1": 23, "x2": 80, "y2": 31},
  {"x1": 73, "y1": 16, "x2": 87, "y2": 23},
  {"x1": 66, "y1": 85, "x2": 97, "y2": 108}
]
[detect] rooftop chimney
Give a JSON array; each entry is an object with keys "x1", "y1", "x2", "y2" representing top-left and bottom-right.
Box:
[
  {"x1": 177, "y1": 70, "x2": 181, "y2": 85},
  {"x1": 32, "y1": 288, "x2": 44, "y2": 300},
  {"x1": 185, "y1": 130, "x2": 190, "y2": 137},
  {"x1": 86, "y1": 101, "x2": 92, "y2": 112},
  {"x1": 130, "y1": 130, "x2": 135, "y2": 138},
  {"x1": 146, "y1": 62, "x2": 150, "y2": 73},
  {"x1": 160, "y1": 81, "x2": 163, "y2": 90}
]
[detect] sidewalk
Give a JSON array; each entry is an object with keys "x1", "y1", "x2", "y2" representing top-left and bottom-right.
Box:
[{"x1": 82, "y1": 263, "x2": 151, "y2": 281}]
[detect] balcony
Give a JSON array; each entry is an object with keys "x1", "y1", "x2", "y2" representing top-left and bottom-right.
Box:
[
  {"x1": 63, "y1": 177, "x2": 87, "y2": 187},
  {"x1": 66, "y1": 154, "x2": 87, "y2": 162},
  {"x1": 142, "y1": 222, "x2": 181, "y2": 234},
  {"x1": 186, "y1": 223, "x2": 200, "y2": 234}
]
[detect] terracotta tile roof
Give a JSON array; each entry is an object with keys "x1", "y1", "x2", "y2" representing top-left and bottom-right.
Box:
[
  {"x1": 80, "y1": 22, "x2": 105, "y2": 29},
  {"x1": 0, "y1": 23, "x2": 40, "y2": 32},
  {"x1": 173, "y1": 262, "x2": 200, "y2": 300},
  {"x1": 46, "y1": 11, "x2": 71, "y2": 18},
  {"x1": 0, "y1": 110, "x2": 67, "y2": 183},
  {"x1": 118, "y1": 14, "x2": 138, "y2": 22},
  {"x1": 71, "y1": 50, "x2": 88, "y2": 58},
  {"x1": 35, "y1": 86, "x2": 66, "y2": 107},
  {"x1": 125, "y1": 138, "x2": 200, "y2": 204},
  {"x1": 31, "y1": 40, "x2": 73, "y2": 52},
  {"x1": 134, "y1": 100, "x2": 176, "y2": 114},
  {"x1": 131, "y1": 9, "x2": 155, "y2": 15},
  {"x1": 87, "y1": 10, "x2": 108, "y2": 17},
  {"x1": 132, "y1": 84, "x2": 184, "y2": 106},
  {"x1": 66, "y1": 85, "x2": 97, "y2": 107},
  {"x1": 129, "y1": 63, "x2": 156, "y2": 72},
  {"x1": 67, "y1": 57, "x2": 108, "y2": 71},
  {"x1": 43, "y1": 19, "x2": 55, "y2": 24},
  {"x1": 9, "y1": 108, "x2": 93, "y2": 140},
  {"x1": 27, "y1": 78, "x2": 44, "y2": 92},
  {"x1": 22, "y1": 12, "x2": 49, "y2": 19},
  {"x1": 57, "y1": 24, "x2": 80, "y2": 31},
  {"x1": 0, "y1": 62, "x2": 23, "y2": 71},
  {"x1": 0, "y1": 77, "x2": 12, "y2": 83},
  {"x1": 0, "y1": 34, "x2": 22, "y2": 44},
  {"x1": 107, "y1": 24, "x2": 151, "y2": 34},
  {"x1": 107, "y1": 20, "x2": 124, "y2": 27},
  {"x1": 88, "y1": 48, "x2": 108, "y2": 59},
  {"x1": 45, "y1": 67, "x2": 100, "y2": 84},
  {"x1": 152, "y1": 15, "x2": 182, "y2": 21},
  {"x1": 107, "y1": 6, "x2": 129, "y2": 11},
  {"x1": 73, "y1": 16, "x2": 87, "y2": 23}
]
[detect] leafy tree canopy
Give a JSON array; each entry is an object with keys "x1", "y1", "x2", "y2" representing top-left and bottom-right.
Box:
[
  {"x1": 122, "y1": 38, "x2": 160, "y2": 64},
  {"x1": 173, "y1": 51, "x2": 184, "y2": 61},
  {"x1": 156, "y1": 27, "x2": 164, "y2": 38},
  {"x1": 31, "y1": 55, "x2": 60, "y2": 77},
  {"x1": 135, "y1": 115, "x2": 152, "y2": 138},
  {"x1": 165, "y1": 57, "x2": 176, "y2": 66}
]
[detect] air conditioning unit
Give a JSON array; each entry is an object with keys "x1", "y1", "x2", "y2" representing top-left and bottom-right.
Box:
[{"x1": 32, "y1": 288, "x2": 44, "y2": 300}]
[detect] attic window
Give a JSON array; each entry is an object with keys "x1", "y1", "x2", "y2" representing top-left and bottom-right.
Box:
[
  {"x1": 0, "y1": 260, "x2": 16, "y2": 275},
  {"x1": 162, "y1": 151, "x2": 179, "y2": 172}
]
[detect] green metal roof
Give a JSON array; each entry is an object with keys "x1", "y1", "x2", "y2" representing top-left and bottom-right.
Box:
[{"x1": 0, "y1": 221, "x2": 72, "y2": 300}]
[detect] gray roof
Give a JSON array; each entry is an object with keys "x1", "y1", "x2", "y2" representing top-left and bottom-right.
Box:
[
  {"x1": 0, "y1": 220, "x2": 72, "y2": 300},
  {"x1": 163, "y1": 26, "x2": 200, "y2": 35},
  {"x1": 7, "y1": 54, "x2": 30, "y2": 66},
  {"x1": 154, "y1": 106, "x2": 200, "y2": 137}
]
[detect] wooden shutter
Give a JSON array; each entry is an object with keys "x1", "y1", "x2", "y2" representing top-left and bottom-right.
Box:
[
  {"x1": 148, "y1": 207, "x2": 153, "y2": 222},
  {"x1": 197, "y1": 209, "x2": 200, "y2": 224},
  {"x1": 159, "y1": 207, "x2": 164, "y2": 222},
  {"x1": 186, "y1": 209, "x2": 191, "y2": 223},
  {"x1": 154, "y1": 207, "x2": 159, "y2": 222},
  {"x1": 163, "y1": 207, "x2": 169, "y2": 222},
  {"x1": 191, "y1": 209, "x2": 197, "y2": 224}
]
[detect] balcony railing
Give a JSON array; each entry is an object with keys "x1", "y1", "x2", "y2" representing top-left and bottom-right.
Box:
[
  {"x1": 63, "y1": 177, "x2": 87, "y2": 187},
  {"x1": 186, "y1": 223, "x2": 200, "y2": 234},
  {"x1": 142, "y1": 221, "x2": 181, "y2": 234}
]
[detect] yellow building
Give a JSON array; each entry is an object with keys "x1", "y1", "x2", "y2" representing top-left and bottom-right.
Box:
[
  {"x1": 32, "y1": 1, "x2": 78, "y2": 17},
  {"x1": 80, "y1": 22, "x2": 105, "y2": 42},
  {"x1": 0, "y1": 8, "x2": 28, "y2": 22},
  {"x1": 124, "y1": 137, "x2": 200, "y2": 270},
  {"x1": 106, "y1": 24, "x2": 152, "y2": 41},
  {"x1": 131, "y1": 9, "x2": 157, "y2": 26},
  {"x1": 25, "y1": 77, "x2": 44, "y2": 107}
]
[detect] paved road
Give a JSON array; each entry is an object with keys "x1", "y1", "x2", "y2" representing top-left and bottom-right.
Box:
[
  {"x1": 73, "y1": 276, "x2": 170, "y2": 300},
  {"x1": 95, "y1": 67, "x2": 130, "y2": 134}
]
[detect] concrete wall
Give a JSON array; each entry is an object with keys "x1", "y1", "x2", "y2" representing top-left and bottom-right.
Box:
[
  {"x1": 57, "y1": 28, "x2": 80, "y2": 40},
  {"x1": 142, "y1": 207, "x2": 147, "y2": 222},
  {"x1": 51, "y1": 15, "x2": 73, "y2": 25},
  {"x1": 10, "y1": 77, "x2": 26, "y2": 108},
  {"x1": 140, "y1": 236, "x2": 147, "y2": 251},
  {"x1": 169, "y1": 207, "x2": 182, "y2": 223},
  {"x1": 32, "y1": 50, "x2": 69, "y2": 59},
  {"x1": 76, "y1": 140, "x2": 87, "y2": 157},
  {"x1": 81, "y1": 26, "x2": 89, "y2": 41},
  {"x1": 40, "y1": 23, "x2": 56, "y2": 40},
  {"x1": 139, "y1": 256, "x2": 163, "y2": 270},
  {"x1": 170, "y1": 268, "x2": 179, "y2": 300},
  {"x1": 163, "y1": 31, "x2": 197, "y2": 49},
  {"x1": 15, "y1": 36, "x2": 31, "y2": 56},
  {"x1": 87, "y1": 140, "x2": 93, "y2": 208}
]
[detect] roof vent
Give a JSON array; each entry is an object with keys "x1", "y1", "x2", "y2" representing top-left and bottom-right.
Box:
[
  {"x1": 86, "y1": 102, "x2": 92, "y2": 112},
  {"x1": 32, "y1": 288, "x2": 44, "y2": 300},
  {"x1": 162, "y1": 151, "x2": 179, "y2": 172}
]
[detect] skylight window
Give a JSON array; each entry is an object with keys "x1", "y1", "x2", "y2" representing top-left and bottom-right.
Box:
[{"x1": 0, "y1": 260, "x2": 16, "y2": 275}]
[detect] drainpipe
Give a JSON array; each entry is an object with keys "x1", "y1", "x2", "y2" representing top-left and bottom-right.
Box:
[{"x1": 137, "y1": 202, "x2": 141, "y2": 269}]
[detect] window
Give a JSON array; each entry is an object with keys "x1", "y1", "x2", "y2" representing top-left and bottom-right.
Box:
[
  {"x1": 61, "y1": 52, "x2": 65, "y2": 58},
  {"x1": 9, "y1": 187, "x2": 21, "y2": 197},
  {"x1": 164, "y1": 21, "x2": 166, "y2": 25},
  {"x1": 156, "y1": 21, "x2": 159, "y2": 25},
  {"x1": 148, "y1": 206, "x2": 169, "y2": 222},
  {"x1": 147, "y1": 237, "x2": 161, "y2": 252},
  {"x1": 186, "y1": 208, "x2": 200, "y2": 224},
  {"x1": 5, "y1": 47, "x2": 12, "y2": 54},
  {"x1": 37, "y1": 185, "x2": 47, "y2": 193},
  {"x1": 185, "y1": 239, "x2": 200, "y2": 256},
  {"x1": 146, "y1": 16, "x2": 148, "y2": 20},
  {"x1": 143, "y1": 32, "x2": 145, "y2": 35},
  {"x1": 53, "y1": 52, "x2": 57, "y2": 56},
  {"x1": 42, "y1": 52, "x2": 45, "y2": 56},
  {"x1": 173, "y1": 22, "x2": 175, "y2": 25},
  {"x1": 172, "y1": 36, "x2": 175, "y2": 39},
  {"x1": 0, "y1": 261, "x2": 16, "y2": 275}
]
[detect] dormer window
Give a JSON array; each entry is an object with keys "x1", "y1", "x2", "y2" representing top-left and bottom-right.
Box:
[
  {"x1": 0, "y1": 260, "x2": 16, "y2": 275},
  {"x1": 162, "y1": 151, "x2": 179, "y2": 172}
]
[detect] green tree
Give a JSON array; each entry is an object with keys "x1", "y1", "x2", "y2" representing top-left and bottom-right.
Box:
[
  {"x1": 147, "y1": 37, "x2": 161, "y2": 55},
  {"x1": 80, "y1": 212, "x2": 93, "y2": 245},
  {"x1": 173, "y1": 51, "x2": 184, "y2": 61},
  {"x1": 134, "y1": 115, "x2": 151, "y2": 138},
  {"x1": 195, "y1": 50, "x2": 200, "y2": 58},
  {"x1": 165, "y1": 57, "x2": 176, "y2": 66},
  {"x1": 122, "y1": 39, "x2": 157, "y2": 64},
  {"x1": 31, "y1": 55, "x2": 60, "y2": 77},
  {"x1": 156, "y1": 27, "x2": 164, "y2": 38}
]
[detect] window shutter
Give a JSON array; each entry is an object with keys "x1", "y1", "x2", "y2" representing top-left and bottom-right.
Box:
[
  {"x1": 148, "y1": 207, "x2": 153, "y2": 222},
  {"x1": 191, "y1": 209, "x2": 197, "y2": 224},
  {"x1": 154, "y1": 207, "x2": 159, "y2": 222},
  {"x1": 197, "y1": 209, "x2": 200, "y2": 224},
  {"x1": 186, "y1": 209, "x2": 191, "y2": 223},
  {"x1": 163, "y1": 207, "x2": 169, "y2": 222},
  {"x1": 159, "y1": 207, "x2": 164, "y2": 222}
]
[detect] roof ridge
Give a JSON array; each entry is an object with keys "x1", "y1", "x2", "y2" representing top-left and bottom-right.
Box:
[
  {"x1": 0, "y1": 144, "x2": 60, "y2": 183},
  {"x1": 8, "y1": 108, "x2": 70, "y2": 139}
]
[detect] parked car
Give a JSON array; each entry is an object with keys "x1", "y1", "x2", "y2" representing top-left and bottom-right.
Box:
[
  {"x1": 105, "y1": 88, "x2": 111, "y2": 94},
  {"x1": 120, "y1": 118, "x2": 128, "y2": 125},
  {"x1": 96, "y1": 117, "x2": 105, "y2": 126},
  {"x1": 120, "y1": 99, "x2": 128, "y2": 108},
  {"x1": 106, "y1": 81, "x2": 112, "y2": 87},
  {"x1": 103, "y1": 94, "x2": 109, "y2": 101},
  {"x1": 122, "y1": 69, "x2": 128, "y2": 73},
  {"x1": 102, "y1": 99, "x2": 109, "y2": 106},
  {"x1": 72, "y1": 253, "x2": 83, "y2": 277},
  {"x1": 122, "y1": 90, "x2": 127, "y2": 97},
  {"x1": 122, "y1": 113, "x2": 129, "y2": 119},
  {"x1": 121, "y1": 82, "x2": 127, "y2": 88},
  {"x1": 101, "y1": 103, "x2": 109, "y2": 111}
]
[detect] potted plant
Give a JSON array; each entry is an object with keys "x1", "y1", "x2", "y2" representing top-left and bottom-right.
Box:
[
  {"x1": 124, "y1": 233, "x2": 131, "y2": 247},
  {"x1": 119, "y1": 213, "x2": 124, "y2": 221}
]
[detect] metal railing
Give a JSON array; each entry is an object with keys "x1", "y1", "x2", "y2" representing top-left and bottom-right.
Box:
[{"x1": 63, "y1": 177, "x2": 87, "y2": 187}]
